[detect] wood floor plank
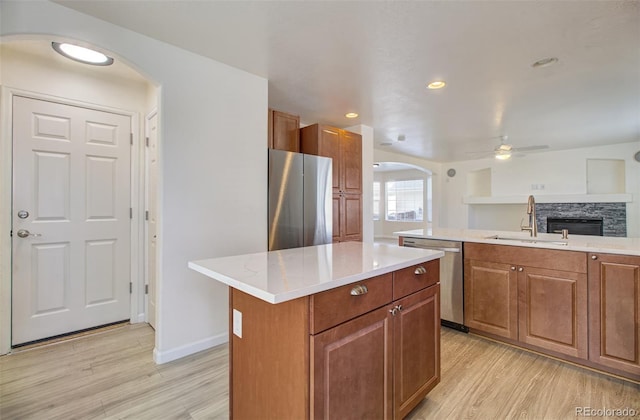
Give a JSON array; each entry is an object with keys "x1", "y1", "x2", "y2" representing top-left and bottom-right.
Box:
[{"x1": 1, "y1": 324, "x2": 638, "y2": 419}]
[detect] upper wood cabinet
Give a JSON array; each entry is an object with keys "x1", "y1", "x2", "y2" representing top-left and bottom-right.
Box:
[
  {"x1": 268, "y1": 109, "x2": 300, "y2": 152},
  {"x1": 588, "y1": 253, "x2": 640, "y2": 379},
  {"x1": 300, "y1": 124, "x2": 362, "y2": 195}
]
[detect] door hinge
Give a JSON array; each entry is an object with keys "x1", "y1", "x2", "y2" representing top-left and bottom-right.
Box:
[
  {"x1": 145, "y1": 137, "x2": 150, "y2": 147},
  {"x1": 130, "y1": 208, "x2": 133, "y2": 219},
  {"x1": 129, "y1": 282, "x2": 133, "y2": 294},
  {"x1": 130, "y1": 133, "x2": 133, "y2": 145},
  {"x1": 145, "y1": 210, "x2": 149, "y2": 221},
  {"x1": 145, "y1": 284, "x2": 149, "y2": 295}
]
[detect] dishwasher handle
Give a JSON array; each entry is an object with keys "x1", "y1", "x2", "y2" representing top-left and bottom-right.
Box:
[{"x1": 402, "y1": 243, "x2": 460, "y2": 253}]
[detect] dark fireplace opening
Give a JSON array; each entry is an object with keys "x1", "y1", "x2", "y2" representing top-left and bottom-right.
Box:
[{"x1": 547, "y1": 217, "x2": 604, "y2": 236}]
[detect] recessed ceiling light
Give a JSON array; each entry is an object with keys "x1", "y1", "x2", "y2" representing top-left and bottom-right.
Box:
[
  {"x1": 52, "y1": 42, "x2": 114, "y2": 66},
  {"x1": 345, "y1": 112, "x2": 359, "y2": 119},
  {"x1": 427, "y1": 80, "x2": 446, "y2": 89},
  {"x1": 531, "y1": 57, "x2": 558, "y2": 68}
]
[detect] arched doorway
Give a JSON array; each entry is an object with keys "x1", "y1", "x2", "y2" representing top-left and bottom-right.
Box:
[
  {"x1": 0, "y1": 37, "x2": 159, "y2": 352},
  {"x1": 373, "y1": 162, "x2": 433, "y2": 243}
]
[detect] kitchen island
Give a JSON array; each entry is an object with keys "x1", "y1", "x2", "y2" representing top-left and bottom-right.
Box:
[{"x1": 189, "y1": 242, "x2": 444, "y2": 419}]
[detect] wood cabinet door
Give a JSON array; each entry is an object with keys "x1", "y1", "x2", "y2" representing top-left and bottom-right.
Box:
[
  {"x1": 311, "y1": 305, "x2": 393, "y2": 420},
  {"x1": 518, "y1": 267, "x2": 587, "y2": 359},
  {"x1": 464, "y1": 259, "x2": 518, "y2": 339},
  {"x1": 332, "y1": 193, "x2": 341, "y2": 243},
  {"x1": 269, "y1": 109, "x2": 300, "y2": 152},
  {"x1": 588, "y1": 253, "x2": 640, "y2": 377},
  {"x1": 342, "y1": 193, "x2": 362, "y2": 242},
  {"x1": 340, "y1": 130, "x2": 362, "y2": 194},
  {"x1": 318, "y1": 127, "x2": 341, "y2": 194},
  {"x1": 393, "y1": 284, "x2": 440, "y2": 420}
]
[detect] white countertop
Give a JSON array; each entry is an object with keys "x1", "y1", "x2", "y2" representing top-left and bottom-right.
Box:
[
  {"x1": 394, "y1": 228, "x2": 640, "y2": 256},
  {"x1": 188, "y1": 242, "x2": 444, "y2": 304}
]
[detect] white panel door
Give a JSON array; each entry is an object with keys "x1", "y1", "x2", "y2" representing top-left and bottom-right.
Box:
[
  {"x1": 146, "y1": 112, "x2": 158, "y2": 329},
  {"x1": 12, "y1": 96, "x2": 131, "y2": 345}
]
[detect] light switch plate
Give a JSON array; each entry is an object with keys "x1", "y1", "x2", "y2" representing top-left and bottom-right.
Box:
[{"x1": 233, "y1": 309, "x2": 242, "y2": 338}]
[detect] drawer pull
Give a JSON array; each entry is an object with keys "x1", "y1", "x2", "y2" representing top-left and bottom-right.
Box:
[
  {"x1": 414, "y1": 266, "x2": 427, "y2": 275},
  {"x1": 350, "y1": 285, "x2": 368, "y2": 296}
]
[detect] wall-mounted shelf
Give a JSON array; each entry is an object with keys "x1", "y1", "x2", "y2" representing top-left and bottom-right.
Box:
[{"x1": 463, "y1": 194, "x2": 633, "y2": 205}]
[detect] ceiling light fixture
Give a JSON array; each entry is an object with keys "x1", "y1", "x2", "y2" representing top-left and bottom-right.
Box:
[
  {"x1": 495, "y1": 150, "x2": 512, "y2": 160},
  {"x1": 427, "y1": 80, "x2": 446, "y2": 89},
  {"x1": 52, "y1": 42, "x2": 114, "y2": 66},
  {"x1": 345, "y1": 112, "x2": 359, "y2": 119},
  {"x1": 373, "y1": 163, "x2": 380, "y2": 167},
  {"x1": 531, "y1": 57, "x2": 558, "y2": 68}
]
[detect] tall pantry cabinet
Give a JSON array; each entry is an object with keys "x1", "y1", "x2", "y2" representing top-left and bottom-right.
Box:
[{"x1": 300, "y1": 124, "x2": 363, "y2": 242}]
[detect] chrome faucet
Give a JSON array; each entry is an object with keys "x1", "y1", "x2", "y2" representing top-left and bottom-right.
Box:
[{"x1": 521, "y1": 195, "x2": 538, "y2": 237}]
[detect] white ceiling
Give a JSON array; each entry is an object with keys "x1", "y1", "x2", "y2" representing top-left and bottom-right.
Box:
[{"x1": 55, "y1": 0, "x2": 640, "y2": 162}]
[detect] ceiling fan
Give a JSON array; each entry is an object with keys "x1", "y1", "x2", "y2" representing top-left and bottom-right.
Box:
[{"x1": 470, "y1": 136, "x2": 549, "y2": 160}]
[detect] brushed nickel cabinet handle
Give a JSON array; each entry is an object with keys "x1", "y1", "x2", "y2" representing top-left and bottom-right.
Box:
[
  {"x1": 518, "y1": 267, "x2": 524, "y2": 272},
  {"x1": 591, "y1": 255, "x2": 598, "y2": 260},
  {"x1": 389, "y1": 305, "x2": 402, "y2": 316},
  {"x1": 350, "y1": 285, "x2": 368, "y2": 296},
  {"x1": 510, "y1": 266, "x2": 516, "y2": 271},
  {"x1": 414, "y1": 266, "x2": 427, "y2": 275}
]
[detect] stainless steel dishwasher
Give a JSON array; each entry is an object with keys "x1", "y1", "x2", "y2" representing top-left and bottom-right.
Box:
[{"x1": 402, "y1": 237, "x2": 467, "y2": 332}]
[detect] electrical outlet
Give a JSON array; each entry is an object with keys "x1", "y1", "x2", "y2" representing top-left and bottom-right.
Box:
[
  {"x1": 233, "y1": 309, "x2": 242, "y2": 338},
  {"x1": 531, "y1": 184, "x2": 546, "y2": 190}
]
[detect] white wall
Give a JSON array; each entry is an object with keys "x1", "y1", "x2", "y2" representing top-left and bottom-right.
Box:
[
  {"x1": 1, "y1": 1, "x2": 268, "y2": 362},
  {"x1": 439, "y1": 142, "x2": 640, "y2": 236}
]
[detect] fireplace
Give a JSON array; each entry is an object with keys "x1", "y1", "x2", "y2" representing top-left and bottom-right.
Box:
[
  {"x1": 547, "y1": 217, "x2": 603, "y2": 236},
  {"x1": 535, "y1": 202, "x2": 626, "y2": 237}
]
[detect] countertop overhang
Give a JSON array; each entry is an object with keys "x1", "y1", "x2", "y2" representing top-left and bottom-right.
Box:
[
  {"x1": 394, "y1": 228, "x2": 640, "y2": 256},
  {"x1": 188, "y1": 242, "x2": 444, "y2": 304}
]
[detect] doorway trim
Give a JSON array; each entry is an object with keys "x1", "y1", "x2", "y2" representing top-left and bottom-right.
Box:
[{"x1": 0, "y1": 87, "x2": 146, "y2": 354}]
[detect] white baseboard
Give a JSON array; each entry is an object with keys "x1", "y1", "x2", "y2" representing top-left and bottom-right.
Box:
[
  {"x1": 133, "y1": 313, "x2": 146, "y2": 323},
  {"x1": 153, "y1": 331, "x2": 228, "y2": 364}
]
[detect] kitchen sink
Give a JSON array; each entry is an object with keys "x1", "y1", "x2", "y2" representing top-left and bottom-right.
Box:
[{"x1": 484, "y1": 235, "x2": 568, "y2": 246}]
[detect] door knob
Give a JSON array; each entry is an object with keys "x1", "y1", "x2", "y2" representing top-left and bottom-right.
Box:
[{"x1": 16, "y1": 229, "x2": 41, "y2": 238}]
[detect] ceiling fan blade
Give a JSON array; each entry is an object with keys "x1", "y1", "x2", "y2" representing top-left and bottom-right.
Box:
[{"x1": 512, "y1": 145, "x2": 549, "y2": 152}]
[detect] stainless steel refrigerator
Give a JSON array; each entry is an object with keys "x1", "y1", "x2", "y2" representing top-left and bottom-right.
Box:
[{"x1": 268, "y1": 149, "x2": 332, "y2": 251}]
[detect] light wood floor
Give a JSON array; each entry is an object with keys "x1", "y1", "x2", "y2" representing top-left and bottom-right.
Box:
[{"x1": 1, "y1": 324, "x2": 638, "y2": 419}]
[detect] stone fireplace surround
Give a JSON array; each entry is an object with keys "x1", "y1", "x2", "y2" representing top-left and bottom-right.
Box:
[{"x1": 535, "y1": 202, "x2": 627, "y2": 237}]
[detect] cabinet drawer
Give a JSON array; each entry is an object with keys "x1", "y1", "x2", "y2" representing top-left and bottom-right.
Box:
[
  {"x1": 393, "y1": 260, "x2": 439, "y2": 300},
  {"x1": 310, "y1": 273, "x2": 393, "y2": 334}
]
